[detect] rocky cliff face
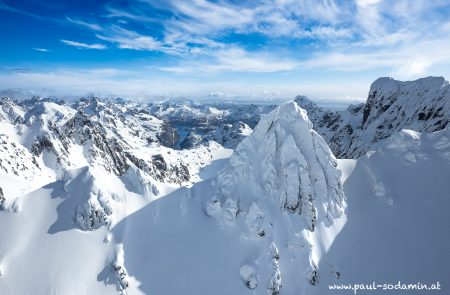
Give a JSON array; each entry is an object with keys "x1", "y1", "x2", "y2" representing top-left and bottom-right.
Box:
[
  {"x1": 296, "y1": 76, "x2": 450, "y2": 158},
  {"x1": 294, "y1": 96, "x2": 363, "y2": 158},
  {"x1": 180, "y1": 121, "x2": 252, "y2": 149},
  {"x1": 0, "y1": 97, "x2": 195, "y2": 183}
]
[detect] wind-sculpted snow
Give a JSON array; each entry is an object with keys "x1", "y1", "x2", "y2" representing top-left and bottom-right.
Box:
[
  {"x1": 205, "y1": 102, "x2": 345, "y2": 291},
  {"x1": 209, "y1": 101, "x2": 345, "y2": 229}
]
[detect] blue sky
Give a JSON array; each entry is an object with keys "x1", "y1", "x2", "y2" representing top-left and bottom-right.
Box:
[{"x1": 1, "y1": 0, "x2": 450, "y2": 102}]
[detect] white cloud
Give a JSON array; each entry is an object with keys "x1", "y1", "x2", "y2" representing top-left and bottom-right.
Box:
[
  {"x1": 66, "y1": 17, "x2": 102, "y2": 31},
  {"x1": 393, "y1": 57, "x2": 432, "y2": 79},
  {"x1": 355, "y1": 0, "x2": 383, "y2": 36},
  {"x1": 160, "y1": 47, "x2": 299, "y2": 73},
  {"x1": 61, "y1": 39, "x2": 106, "y2": 50},
  {"x1": 102, "y1": 0, "x2": 350, "y2": 40},
  {"x1": 302, "y1": 26, "x2": 352, "y2": 39},
  {"x1": 96, "y1": 27, "x2": 165, "y2": 52},
  {"x1": 356, "y1": 0, "x2": 382, "y2": 7},
  {"x1": 301, "y1": 31, "x2": 450, "y2": 79},
  {"x1": 169, "y1": 0, "x2": 254, "y2": 34},
  {"x1": 33, "y1": 48, "x2": 49, "y2": 52}
]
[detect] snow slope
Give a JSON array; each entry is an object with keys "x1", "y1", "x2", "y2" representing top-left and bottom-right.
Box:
[
  {"x1": 0, "y1": 155, "x2": 233, "y2": 295},
  {"x1": 314, "y1": 128, "x2": 450, "y2": 294},
  {"x1": 111, "y1": 101, "x2": 347, "y2": 295}
]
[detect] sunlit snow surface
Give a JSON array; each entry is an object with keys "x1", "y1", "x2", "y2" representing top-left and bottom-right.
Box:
[{"x1": 0, "y1": 103, "x2": 450, "y2": 294}]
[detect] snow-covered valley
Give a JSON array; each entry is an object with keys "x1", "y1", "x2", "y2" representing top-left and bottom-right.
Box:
[{"x1": 0, "y1": 77, "x2": 449, "y2": 294}]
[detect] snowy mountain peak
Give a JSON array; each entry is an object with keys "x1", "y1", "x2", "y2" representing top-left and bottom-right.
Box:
[
  {"x1": 199, "y1": 102, "x2": 346, "y2": 290},
  {"x1": 209, "y1": 101, "x2": 345, "y2": 230},
  {"x1": 363, "y1": 76, "x2": 449, "y2": 127},
  {"x1": 294, "y1": 95, "x2": 320, "y2": 111}
]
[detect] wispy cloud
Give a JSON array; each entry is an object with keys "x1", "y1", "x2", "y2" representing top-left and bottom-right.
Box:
[
  {"x1": 301, "y1": 28, "x2": 450, "y2": 80},
  {"x1": 61, "y1": 39, "x2": 106, "y2": 50},
  {"x1": 96, "y1": 26, "x2": 169, "y2": 52},
  {"x1": 91, "y1": 0, "x2": 353, "y2": 72},
  {"x1": 356, "y1": 0, "x2": 382, "y2": 7},
  {"x1": 33, "y1": 48, "x2": 49, "y2": 52},
  {"x1": 102, "y1": 0, "x2": 349, "y2": 38},
  {"x1": 0, "y1": 1, "x2": 63, "y2": 23},
  {"x1": 66, "y1": 17, "x2": 101, "y2": 31},
  {"x1": 160, "y1": 47, "x2": 299, "y2": 73}
]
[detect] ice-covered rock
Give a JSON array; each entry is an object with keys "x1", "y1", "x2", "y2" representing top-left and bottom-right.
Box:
[
  {"x1": 112, "y1": 244, "x2": 129, "y2": 294},
  {"x1": 75, "y1": 192, "x2": 113, "y2": 231},
  {"x1": 0, "y1": 187, "x2": 5, "y2": 210},
  {"x1": 239, "y1": 264, "x2": 258, "y2": 289},
  {"x1": 61, "y1": 167, "x2": 116, "y2": 231},
  {"x1": 267, "y1": 243, "x2": 282, "y2": 294}
]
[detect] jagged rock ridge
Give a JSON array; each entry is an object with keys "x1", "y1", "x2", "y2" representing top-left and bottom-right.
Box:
[{"x1": 296, "y1": 76, "x2": 450, "y2": 158}]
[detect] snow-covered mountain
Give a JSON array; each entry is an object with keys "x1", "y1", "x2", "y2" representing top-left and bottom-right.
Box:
[
  {"x1": 0, "y1": 76, "x2": 450, "y2": 295},
  {"x1": 296, "y1": 76, "x2": 450, "y2": 158},
  {"x1": 0, "y1": 95, "x2": 233, "y2": 216},
  {"x1": 105, "y1": 102, "x2": 347, "y2": 295}
]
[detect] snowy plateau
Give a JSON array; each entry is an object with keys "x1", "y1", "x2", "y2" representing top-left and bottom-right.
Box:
[{"x1": 0, "y1": 76, "x2": 449, "y2": 295}]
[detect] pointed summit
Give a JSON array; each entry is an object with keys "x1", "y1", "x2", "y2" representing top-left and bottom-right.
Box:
[{"x1": 208, "y1": 101, "x2": 345, "y2": 231}]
